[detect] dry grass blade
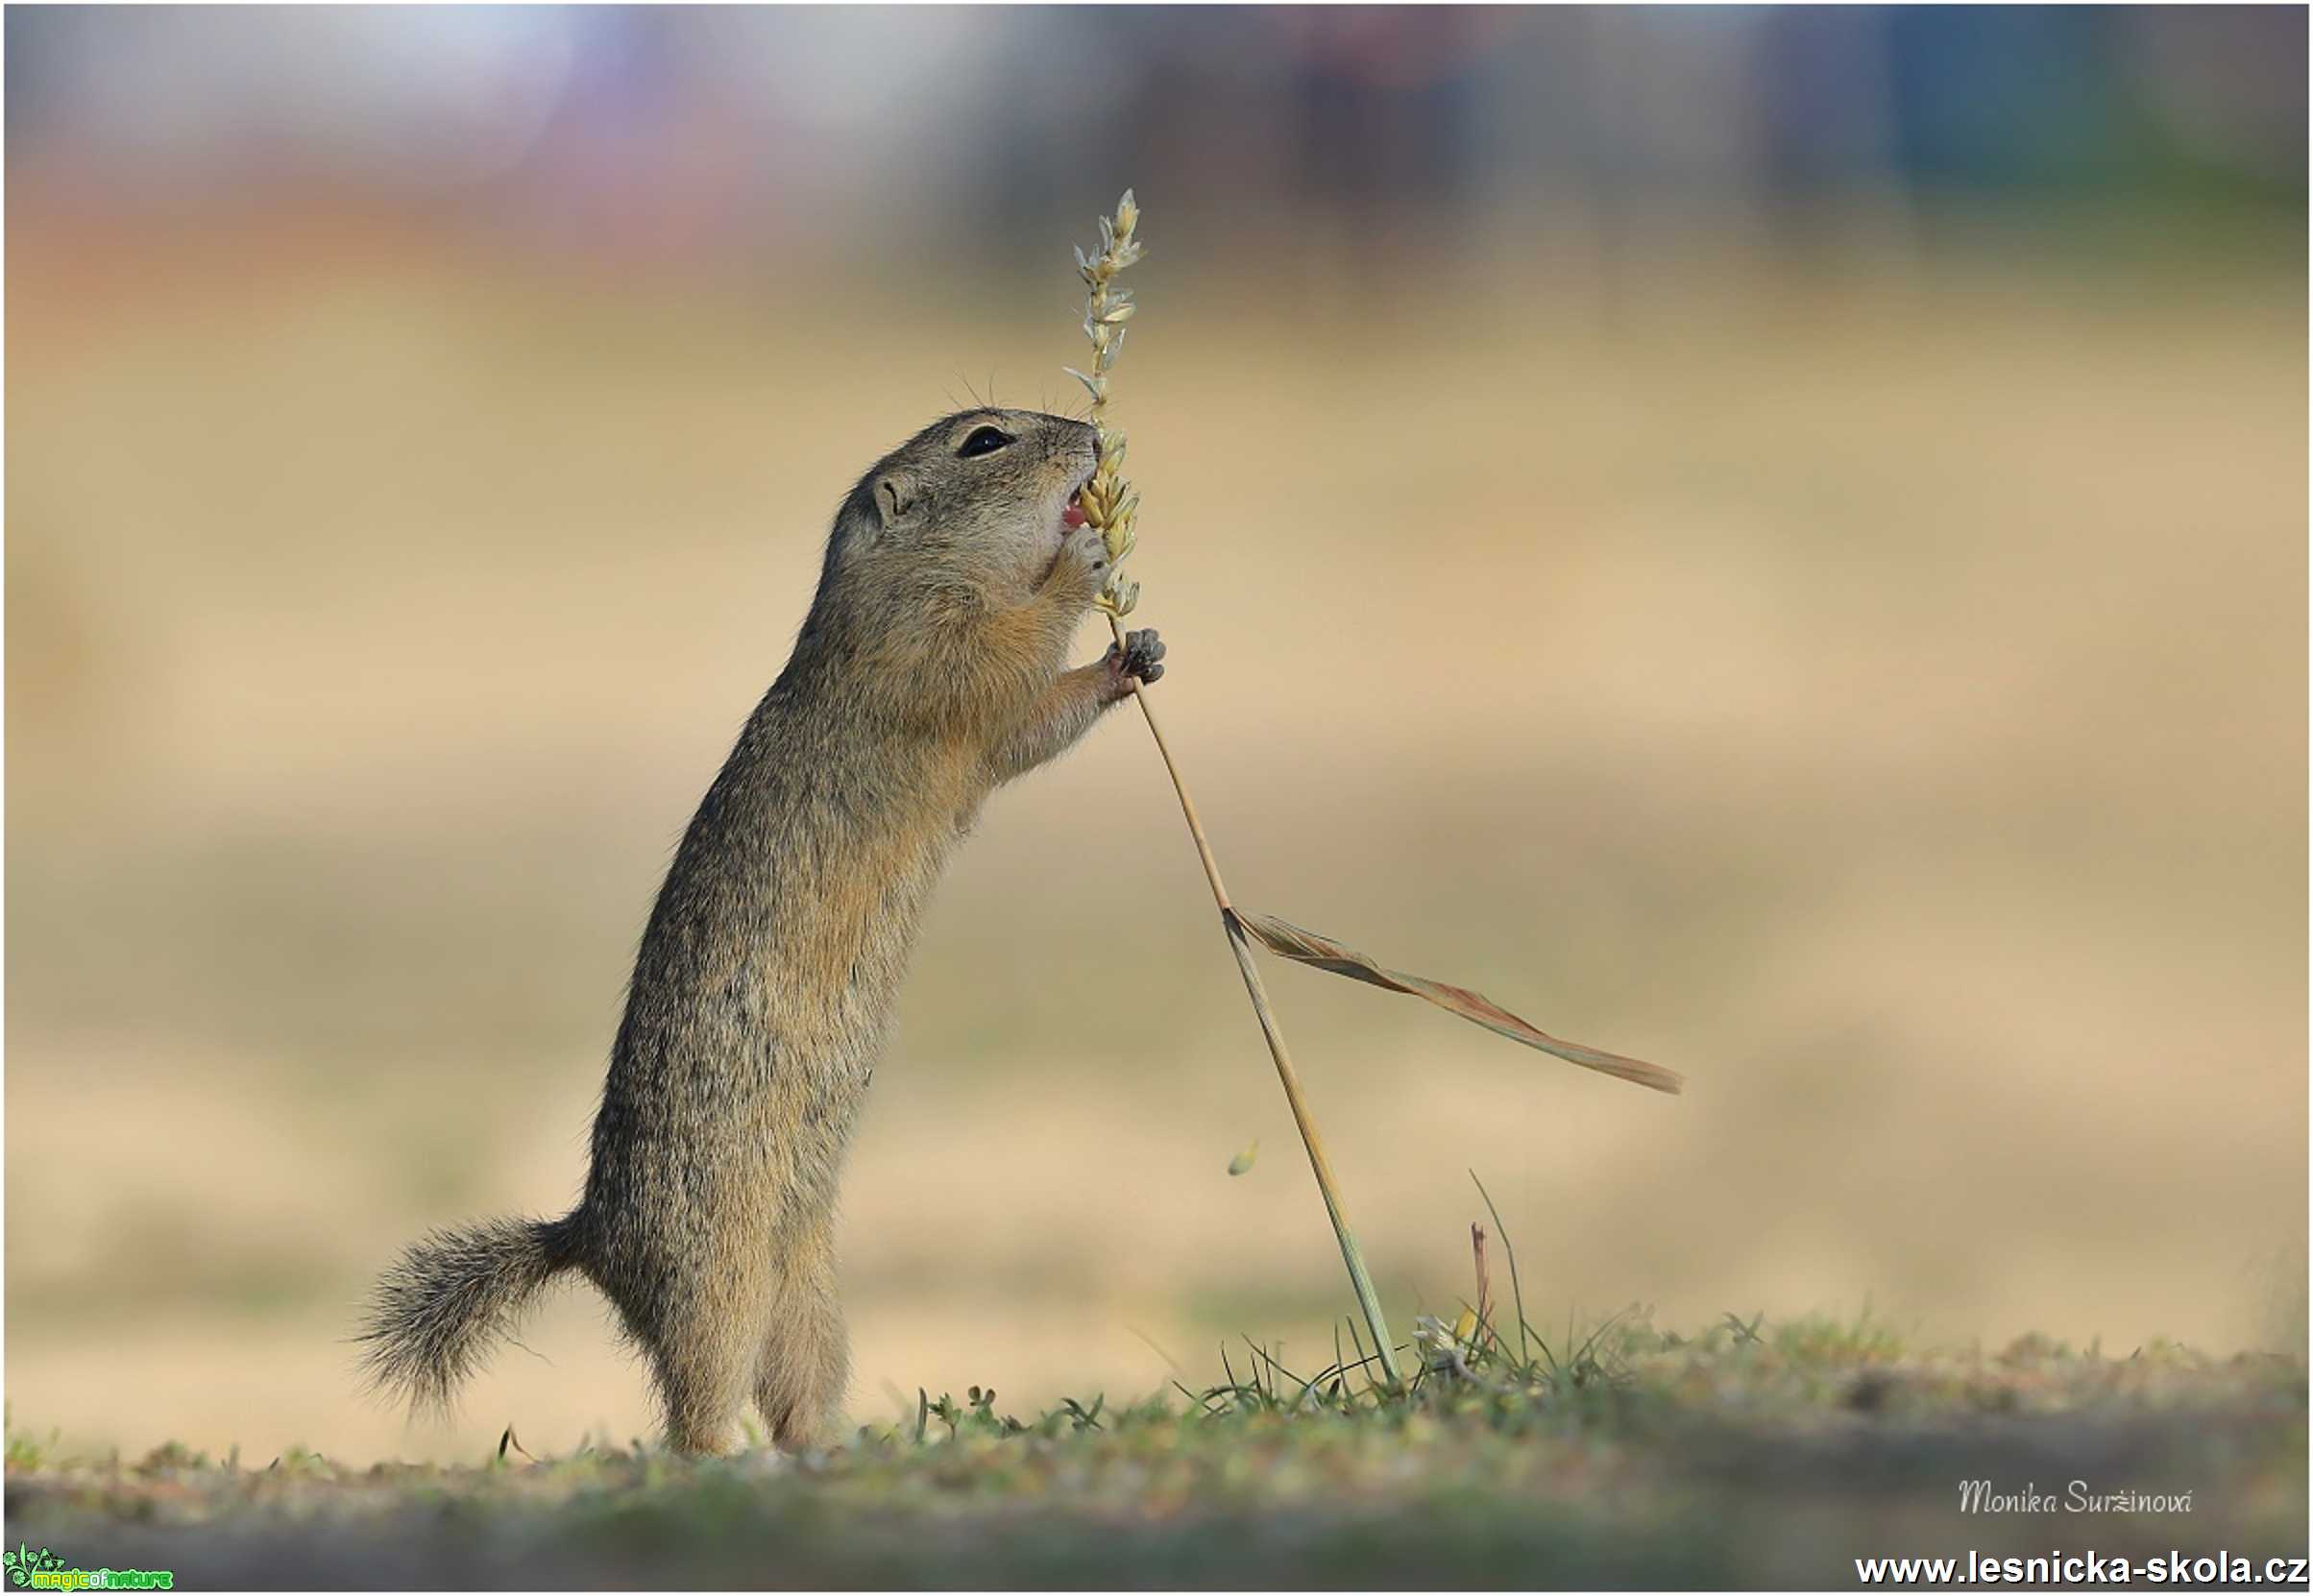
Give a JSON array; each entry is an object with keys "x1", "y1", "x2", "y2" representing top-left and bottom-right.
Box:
[
  {"x1": 1472, "y1": 1222, "x2": 1491, "y2": 1334},
  {"x1": 1230, "y1": 911, "x2": 1685, "y2": 1094}
]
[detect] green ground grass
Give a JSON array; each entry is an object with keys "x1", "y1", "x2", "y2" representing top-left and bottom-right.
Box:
[{"x1": 7, "y1": 1315, "x2": 2303, "y2": 1589}]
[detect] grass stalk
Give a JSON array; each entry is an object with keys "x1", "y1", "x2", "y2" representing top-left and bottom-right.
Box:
[
  {"x1": 1071, "y1": 192, "x2": 1404, "y2": 1390},
  {"x1": 1471, "y1": 1171, "x2": 1530, "y2": 1368},
  {"x1": 1107, "y1": 627, "x2": 1402, "y2": 1389}
]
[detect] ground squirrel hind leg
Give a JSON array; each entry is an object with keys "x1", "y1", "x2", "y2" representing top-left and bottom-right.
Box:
[
  {"x1": 754, "y1": 1264, "x2": 849, "y2": 1450},
  {"x1": 636, "y1": 1270, "x2": 768, "y2": 1456}
]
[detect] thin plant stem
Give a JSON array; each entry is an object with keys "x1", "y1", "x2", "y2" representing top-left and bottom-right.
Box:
[{"x1": 1104, "y1": 610, "x2": 1405, "y2": 1390}]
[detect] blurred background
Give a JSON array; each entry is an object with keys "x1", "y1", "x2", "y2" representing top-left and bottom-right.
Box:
[{"x1": 8, "y1": 6, "x2": 2305, "y2": 1464}]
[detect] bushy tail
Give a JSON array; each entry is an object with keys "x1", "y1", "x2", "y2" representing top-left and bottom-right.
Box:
[{"x1": 357, "y1": 1213, "x2": 583, "y2": 1413}]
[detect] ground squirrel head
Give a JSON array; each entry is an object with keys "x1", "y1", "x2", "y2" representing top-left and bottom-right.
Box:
[{"x1": 817, "y1": 408, "x2": 1098, "y2": 626}]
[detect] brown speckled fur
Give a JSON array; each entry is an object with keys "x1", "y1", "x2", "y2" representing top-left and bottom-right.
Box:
[{"x1": 358, "y1": 410, "x2": 1164, "y2": 1454}]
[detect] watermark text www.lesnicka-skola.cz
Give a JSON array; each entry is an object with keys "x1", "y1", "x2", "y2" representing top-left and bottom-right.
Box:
[
  {"x1": 1959, "y1": 1479, "x2": 2195, "y2": 1515},
  {"x1": 1857, "y1": 1551, "x2": 2311, "y2": 1587}
]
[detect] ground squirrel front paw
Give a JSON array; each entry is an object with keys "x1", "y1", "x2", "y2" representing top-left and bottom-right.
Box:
[
  {"x1": 1046, "y1": 525, "x2": 1109, "y2": 603},
  {"x1": 1105, "y1": 629, "x2": 1165, "y2": 698}
]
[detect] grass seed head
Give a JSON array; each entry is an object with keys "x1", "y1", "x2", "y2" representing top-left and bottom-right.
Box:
[{"x1": 1072, "y1": 190, "x2": 1147, "y2": 617}]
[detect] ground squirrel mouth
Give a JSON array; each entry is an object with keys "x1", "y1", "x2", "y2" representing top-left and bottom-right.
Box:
[{"x1": 1061, "y1": 483, "x2": 1088, "y2": 530}]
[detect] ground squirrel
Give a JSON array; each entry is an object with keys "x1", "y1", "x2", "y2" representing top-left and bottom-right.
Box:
[{"x1": 360, "y1": 408, "x2": 1164, "y2": 1454}]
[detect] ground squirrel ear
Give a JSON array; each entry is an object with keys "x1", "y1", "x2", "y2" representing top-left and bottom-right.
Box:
[{"x1": 875, "y1": 474, "x2": 913, "y2": 527}]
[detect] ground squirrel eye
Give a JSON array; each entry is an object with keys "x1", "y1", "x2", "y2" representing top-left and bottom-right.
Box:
[{"x1": 957, "y1": 425, "x2": 1013, "y2": 458}]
